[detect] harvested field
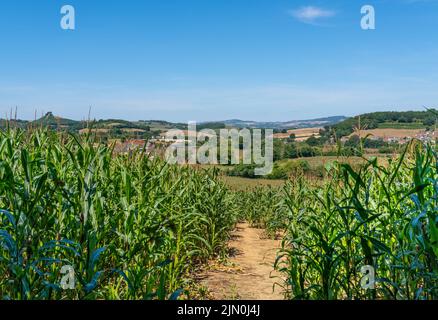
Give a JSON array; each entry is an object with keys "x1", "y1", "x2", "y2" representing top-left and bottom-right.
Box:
[{"x1": 273, "y1": 127, "x2": 322, "y2": 141}]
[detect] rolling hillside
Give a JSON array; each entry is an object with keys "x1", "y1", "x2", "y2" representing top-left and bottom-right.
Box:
[
  {"x1": 325, "y1": 109, "x2": 438, "y2": 138},
  {"x1": 220, "y1": 116, "x2": 346, "y2": 129}
]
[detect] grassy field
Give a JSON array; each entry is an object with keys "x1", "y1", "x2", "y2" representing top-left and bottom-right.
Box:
[
  {"x1": 272, "y1": 155, "x2": 391, "y2": 179},
  {"x1": 240, "y1": 143, "x2": 438, "y2": 299},
  {"x1": 378, "y1": 122, "x2": 428, "y2": 129},
  {"x1": 220, "y1": 176, "x2": 285, "y2": 191},
  {"x1": 0, "y1": 129, "x2": 237, "y2": 299}
]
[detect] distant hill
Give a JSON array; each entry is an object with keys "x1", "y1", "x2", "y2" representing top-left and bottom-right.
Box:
[
  {"x1": 32, "y1": 112, "x2": 82, "y2": 130},
  {"x1": 326, "y1": 109, "x2": 438, "y2": 138},
  {"x1": 220, "y1": 116, "x2": 346, "y2": 129},
  {"x1": 0, "y1": 112, "x2": 186, "y2": 137},
  {"x1": 4, "y1": 110, "x2": 437, "y2": 138},
  {"x1": 0, "y1": 113, "x2": 346, "y2": 131}
]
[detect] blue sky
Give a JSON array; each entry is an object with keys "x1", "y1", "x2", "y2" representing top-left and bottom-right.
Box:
[{"x1": 1, "y1": 0, "x2": 438, "y2": 122}]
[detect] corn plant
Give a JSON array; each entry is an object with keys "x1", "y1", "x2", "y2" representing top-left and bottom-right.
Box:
[
  {"x1": 0, "y1": 128, "x2": 237, "y2": 300},
  {"x1": 275, "y1": 141, "x2": 438, "y2": 300}
]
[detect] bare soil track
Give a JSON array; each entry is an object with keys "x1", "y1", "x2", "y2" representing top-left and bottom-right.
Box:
[{"x1": 201, "y1": 223, "x2": 284, "y2": 300}]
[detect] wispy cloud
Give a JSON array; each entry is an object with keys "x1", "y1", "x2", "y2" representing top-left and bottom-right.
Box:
[{"x1": 289, "y1": 6, "x2": 336, "y2": 25}]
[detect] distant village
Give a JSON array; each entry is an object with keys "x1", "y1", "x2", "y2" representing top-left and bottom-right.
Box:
[
  {"x1": 340, "y1": 128, "x2": 437, "y2": 145},
  {"x1": 112, "y1": 135, "x2": 190, "y2": 156}
]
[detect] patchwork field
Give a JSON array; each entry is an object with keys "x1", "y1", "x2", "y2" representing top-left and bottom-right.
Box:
[
  {"x1": 349, "y1": 128, "x2": 434, "y2": 140},
  {"x1": 276, "y1": 154, "x2": 391, "y2": 169},
  {"x1": 273, "y1": 127, "x2": 322, "y2": 141}
]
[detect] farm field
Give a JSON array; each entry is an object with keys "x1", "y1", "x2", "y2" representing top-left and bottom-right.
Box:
[
  {"x1": 220, "y1": 176, "x2": 285, "y2": 190},
  {"x1": 0, "y1": 128, "x2": 437, "y2": 300},
  {"x1": 349, "y1": 128, "x2": 434, "y2": 140},
  {"x1": 0, "y1": 129, "x2": 238, "y2": 300},
  {"x1": 378, "y1": 122, "x2": 428, "y2": 129},
  {"x1": 3, "y1": 0, "x2": 438, "y2": 309},
  {"x1": 78, "y1": 128, "x2": 147, "y2": 134},
  {"x1": 276, "y1": 155, "x2": 387, "y2": 167},
  {"x1": 273, "y1": 127, "x2": 322, "y2": 141},
  {"x1": 270, "y1": 154, "x2": 391, "y2": 180}
]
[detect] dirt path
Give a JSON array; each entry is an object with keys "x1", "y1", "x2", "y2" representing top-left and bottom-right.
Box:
[{"x1": 200, "y1": 223, "x2": 284, "y2": 300}]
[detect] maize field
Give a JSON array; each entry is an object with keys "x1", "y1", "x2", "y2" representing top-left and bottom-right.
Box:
[
  {"x1": 274, "y1": 142, "x2": 438, "y2": 299},
  {"x1": 0, "y1": 128, "x2": 237, "y2": 299},
  {"x1": 1, "y1": 128, "x2": 437, "y2": 300}
]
